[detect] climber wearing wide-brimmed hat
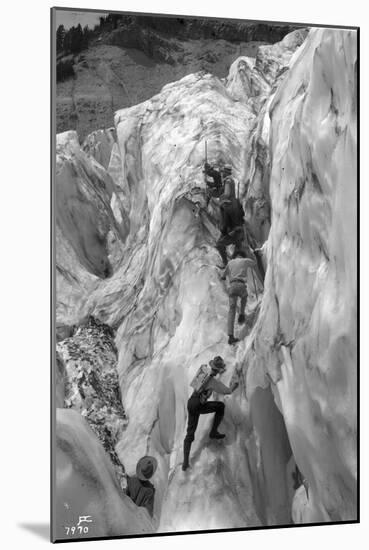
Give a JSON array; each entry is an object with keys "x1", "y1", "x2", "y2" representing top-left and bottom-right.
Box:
[
  {"x1": 182, "y1": 356, "x2": 239, "y2": 471},
  {"x1": 204, "y1": 162, "x2": 224, "y2": 204},
  {"x1": 125, "y1": 456, "x2": 158, "y2": 517}
]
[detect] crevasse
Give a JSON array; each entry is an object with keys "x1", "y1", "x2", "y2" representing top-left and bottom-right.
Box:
[{"x1": 55, "y1": 27, "x2": 357, "y2": 535}]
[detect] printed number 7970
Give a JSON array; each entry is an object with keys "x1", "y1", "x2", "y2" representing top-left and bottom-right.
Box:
[{"x1": 65, "y1": 526, "x2": 89, "y2": 535}]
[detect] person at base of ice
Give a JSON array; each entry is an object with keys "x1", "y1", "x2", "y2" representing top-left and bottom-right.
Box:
[
  {"x1": 182, "y1": 356, "x2": 238, "y2": 471},
  {"x1": 223, "y1": 249, "x2": 257, "y2": 345},
  {"x1": 125, "y1": 456, "x2": 157, "y2": 517},
  {"x1": 216, "y1": 177, "x2": 245, "y2": 266}
]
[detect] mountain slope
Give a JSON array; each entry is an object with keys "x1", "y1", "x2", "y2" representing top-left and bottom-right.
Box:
[{"x1": 56, "y1": 17, "x2": 301, "y2": 139}]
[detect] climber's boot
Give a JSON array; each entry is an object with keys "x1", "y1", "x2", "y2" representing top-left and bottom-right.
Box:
[
  {"x1": 228, "y1": 335, "x2": 239, "y2": 345},
  {"x1": 238, "y1": 313, "x2": 246, "y2": 324},
  {"x1": 209, "y1": 402, "x2": 225, "y2": 440},
  {"x1": 182, "y1": 439, "x2": 192, "y2": 471},
  {"x1": 209, "y1": 430, "x2": 226, "y2": 439}
]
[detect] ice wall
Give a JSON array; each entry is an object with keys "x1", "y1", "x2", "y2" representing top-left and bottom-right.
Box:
[
  {"x1": 56, "y1": 130, "x2": 129, "y2": 326},
  {"x1": 242, "y1": 28, "x2": 357, "y2": 522},
  {"x1": 226, "y1": 29, "x2": 309, "y2": 243},
  {"x1": 54, "y1": 409, "x2": 154, "y2": 540}
]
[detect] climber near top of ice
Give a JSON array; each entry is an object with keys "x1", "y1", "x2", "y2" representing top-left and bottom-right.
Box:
[
  {"x1": 182, "y1": 356, "x2": 239, "y2": 472},
  {"x1": 125, "y1": 456, "x2": 158, "y2": 518},
  {"x1": 222, "y1": 248, "x2": 257, "y2": 345},
  {"x1": 204, "y1": 161, "x2": 232, "y2": 203},
  {"x1": 216, "y1": 177, "x2": 245, "y2": 267}
]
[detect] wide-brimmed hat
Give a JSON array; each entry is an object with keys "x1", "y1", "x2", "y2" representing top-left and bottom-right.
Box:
[
  {"x1": 223, "y1": 164, "x2": 232, "y2": 173},
  {"x1": 136, "y1": 456, "x2": 158, "y2": 481},
  {"x1": 209, "y1": 356, "x2": 226, "y2": 373}
]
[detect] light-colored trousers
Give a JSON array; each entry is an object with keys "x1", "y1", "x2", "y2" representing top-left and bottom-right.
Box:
[{"x1": 228, "y1": 281, "x2": 247, "y2": 335}]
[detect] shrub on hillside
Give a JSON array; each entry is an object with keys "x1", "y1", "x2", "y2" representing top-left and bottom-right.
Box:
[{"x1": 57, "y1": 59, "x2": 75, "y2": 82}]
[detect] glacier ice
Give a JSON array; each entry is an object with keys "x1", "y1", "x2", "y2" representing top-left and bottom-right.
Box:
[
  {"x1": 55, "y1": 27, "x2": 357, "y2": 535},
  {"x1": 55, "y1": 409, "x2": 154, "y2": 539},
  {"x1": 244, "y1": 28, "x2": 357, "y2": 523}
]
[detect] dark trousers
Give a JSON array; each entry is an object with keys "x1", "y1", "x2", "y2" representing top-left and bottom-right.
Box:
[
  {"x1": 216, "y1": 228, "x2": 244, "y2": 265},
  {"x1": 184, "y1": 395, "x2": 225, "y2": 445}
]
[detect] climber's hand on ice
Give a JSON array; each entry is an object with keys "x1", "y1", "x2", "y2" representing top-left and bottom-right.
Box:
[{"x1": 231, "y1": 381, "x2": 239, "y2": 392}]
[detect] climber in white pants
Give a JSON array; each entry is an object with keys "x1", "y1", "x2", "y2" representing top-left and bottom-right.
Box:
[{"x1": 222, "y1": 249, "x2": 257, "y2": 344}]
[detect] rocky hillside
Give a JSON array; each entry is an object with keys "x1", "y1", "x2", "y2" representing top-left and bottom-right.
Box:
[
  {"x1": 56, "y1": 15, "x2": 301, "y2": 139},
  {"x1": 54, "y1": 26, "x2": 357, "y2": 539},
  {"x1": 57, "y1": 316, "x2": 127, "y2": 488}
]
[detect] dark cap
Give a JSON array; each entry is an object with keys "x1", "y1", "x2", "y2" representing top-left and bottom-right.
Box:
[
  {"x1": 209, "y1": 356, "x2": 226, "y2": 373},
  {"x1": 136, "y1": 456, "x2": 158, "y2": 480}
]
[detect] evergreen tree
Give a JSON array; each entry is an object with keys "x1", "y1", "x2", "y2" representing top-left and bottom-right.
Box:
[
  {"x1": 82, "y1": 25, "x2": 90, "y2": 50},
  {"x1": 70, "y1": 24, "x2": 83, "y2": 54},
  {"x1": 63, "y1": 27, "x2": 72, "y2": 53},
  {"x1": 56, "y1": 24, "x2": 65, "y2": 53},
  {"x1": 109, "y1": 13, "x2": 123, "y2": 30},
  {"x1": 56, "y1": 59, "x2": 74, "y2": 82}
]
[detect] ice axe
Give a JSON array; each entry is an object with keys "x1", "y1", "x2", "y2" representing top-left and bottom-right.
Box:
[{"x1": 203, "y1": 140, "x2": 208, "y2": 188}]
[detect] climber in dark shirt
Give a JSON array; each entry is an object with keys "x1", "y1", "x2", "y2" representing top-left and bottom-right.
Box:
[
  {"x1": 182, "y1": 356, "x2": 238, "y2": 471},
  {"x1": 204, "y1": 163, "x2": 233, "y2": 202},
  {"x1": 204, "y1": 162, "x2": 223, "y2": 202},
  {"x1": 204, "y1": 163, "x2": 222, "y2": 187},
  {"x1": 125, "y1": 456, "x2": 157, "y2": 517},
  {"x1": 217, "y1": 177, "x2": 245, "y2": 266}
]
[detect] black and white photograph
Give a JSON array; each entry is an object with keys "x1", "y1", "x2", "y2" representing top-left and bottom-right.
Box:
[{"x1": 51, "y1": 6, "x2": 358, "y2": 543}]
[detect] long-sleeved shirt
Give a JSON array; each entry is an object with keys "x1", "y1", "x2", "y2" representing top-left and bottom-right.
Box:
[
  {"x1": 224, "y1": 257, "x2": 256, "y2": 283},
  {"x1": 219, "y1": 198, "x2": 245, "y2": 234},
  {"x1": 206, "y1": 377, "x2": 232, "y2": 394},
  {"x1": 197, "y1": 376, "x2": 233, "y2": 402}
]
